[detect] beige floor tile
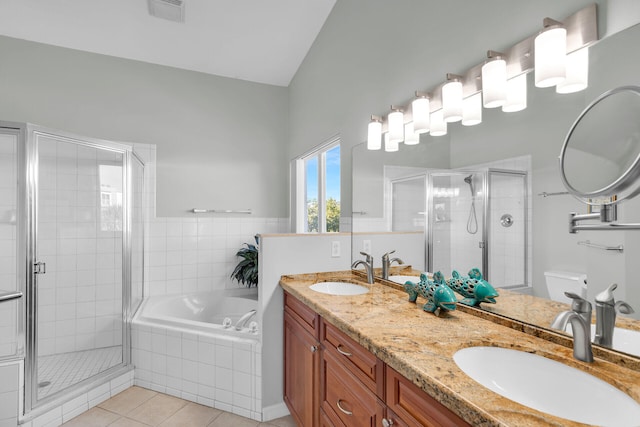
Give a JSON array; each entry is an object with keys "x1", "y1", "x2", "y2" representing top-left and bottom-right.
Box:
[
  {"x1": 158, "y1": 402, "x2": 222, "y2": 427},
  {"x1": 127, "y1": 393, "x2": 188, "y2": 426},
  {"x1": 207, "y1": 412, "x2": 259, "y2": 427},
  {"x1": 258, "y1": 415, "x2": 297, "y2": 427},
  {"x1": 109, "y1": 417, "x2": 151, "y2": 427},
  {"x1": 62, "y1": 407, "x2": 121, "y2": 427},
  {"x1": 98, "y1": 386, "x2": 157, "y2": 416}
]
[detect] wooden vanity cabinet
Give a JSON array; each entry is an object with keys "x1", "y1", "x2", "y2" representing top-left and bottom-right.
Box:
[{"x1": 284, "y1": 292, "x2": 321, "y2": 427}]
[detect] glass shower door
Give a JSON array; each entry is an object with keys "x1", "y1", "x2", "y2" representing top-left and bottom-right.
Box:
[
  {"x1": 428, "y1": 171, "x2": 486, "y2": 276},
  {"x1": 32, "y1": 131, "x2": 125, "y2": 403}
]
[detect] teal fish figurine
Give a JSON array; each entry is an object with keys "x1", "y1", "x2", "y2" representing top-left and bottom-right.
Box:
[
  {"x1": 446, "y1": 268, "x2": 499, "y2": 307},
  {"x1": 404, "y1": 273, "x2": 457, "y2": 314}
]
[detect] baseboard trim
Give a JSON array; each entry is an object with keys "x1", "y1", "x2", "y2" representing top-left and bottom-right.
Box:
[{"x1": 261, "y1": 401, "x2": 290, "y2": 421}]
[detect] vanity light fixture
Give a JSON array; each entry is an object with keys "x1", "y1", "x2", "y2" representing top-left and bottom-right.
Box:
[
  {"x1": 388, "y1": 106, "x2": 405, "y2": 143},
  {"x1": 502, "y1": 73, "x2": 528, "y2": 113},
  {"x1": 404, "y1": 122, "x2": 420, "y2": 145},
  {"x1": 481, "y1": 51, "x2": 507, "y2": 108},
  {"x1": 412, "y1": 92, "x2": 430, "y2": 134},
  {"x1": 535, "y1": 18, "x2": 567, "y2": 88},
  {"x1": 367, "y1": 115, "x2": 383, "y2": 150},
  {"x1": 384, "y1": 132, "x2": 399, "y2": 152},
  {"x1": 430, "y1": 110, "x2": 447, "y2": 136},
  {"x1": 556, "y1": 47, "x2": 589, "y2": 94},
  {"x1": 462, "y1": 93, "x2": 482, "y2": 126},
  {"x1": 442, "y1": 74, "x2": 464, "y2": 123}
]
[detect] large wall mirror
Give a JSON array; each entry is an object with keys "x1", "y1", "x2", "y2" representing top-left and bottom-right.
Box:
[{"x1": 352, "y1": 22, "x2": 640, "y2": 360}]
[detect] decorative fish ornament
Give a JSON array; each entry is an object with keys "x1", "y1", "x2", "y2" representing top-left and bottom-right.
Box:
[
  {"x1": 403, "y1": 272, "x2": 458, "y2": 314},
  {"x1": 446, "y1": 268, "x2": 499, "y2": 307}
]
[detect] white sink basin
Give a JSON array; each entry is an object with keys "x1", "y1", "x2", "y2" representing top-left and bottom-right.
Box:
[
  {"x1": 388, "y1": 275, "x2": 421, "y2": 284},
  {"x1": 454, "y1": 346, "x2": 640, "y2": 426},
  {"x1": 309, "y1": 282, "x2": 369, "y2": 296},
  {"x1": 565, "y1": 324, "x2": 640, "y2": 357}
]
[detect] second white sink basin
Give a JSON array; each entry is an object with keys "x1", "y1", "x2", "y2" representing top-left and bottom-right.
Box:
[
  {"x1": 565, "y1": 324, "x2": 640, "y2": 358},
  {"x1": 454, "y1": 346, "x2": 640, "y2": 426},
  {"x1": 388, "y1": 275, "x2": 421, "y2": 284},
  {"x1": 309, "y1": 282, "x2": 369, "y2": 296}
]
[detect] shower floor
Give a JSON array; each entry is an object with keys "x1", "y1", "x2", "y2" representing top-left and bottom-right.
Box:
[{"x1": 37, "y1": 346, "x2": 122, "y2": 399}]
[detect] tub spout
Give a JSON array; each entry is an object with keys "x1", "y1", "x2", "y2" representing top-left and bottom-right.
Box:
[{"x1": 235, "y1": 309, "x2": 257, "y2": 331}]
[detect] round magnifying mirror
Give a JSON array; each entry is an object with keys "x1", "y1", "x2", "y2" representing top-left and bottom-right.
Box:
[{"x1": 560, "y1": 86, "x2": 640, "y2": 205}]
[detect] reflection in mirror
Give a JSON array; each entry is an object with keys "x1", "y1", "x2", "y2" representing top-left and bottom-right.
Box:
[
  {"x1": 351, "y1": 22, "x2": 640, "y2": 360},
  {"x1": 561, "y1": 86, "x2": 640, "y2": 203}
]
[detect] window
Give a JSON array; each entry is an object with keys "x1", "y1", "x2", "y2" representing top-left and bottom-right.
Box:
[{"x1": 296, "y1": 138, "x2": 340, "y2": 233}]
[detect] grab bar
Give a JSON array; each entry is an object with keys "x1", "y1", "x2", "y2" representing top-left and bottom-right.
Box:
[
  {"x1": 577, "y1": 240, "x2": 624, "y2": 253},
  {"x1": 191, "y1": 208, "x2": 252, "y2": 214},
  {"x1": 235, "y1": 309, "x2": 257, "y2": 331},
  {"x1": 0, "y1": 290, "x2": 23, "y2": 303}
]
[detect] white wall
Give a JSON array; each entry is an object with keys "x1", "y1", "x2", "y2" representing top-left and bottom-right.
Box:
[
  {"x1": 258, "y1": 233, "x2": 351, "y2": 418},
  {"x1": 0, "y1": 35, "x2": 289, "y2": 218}
]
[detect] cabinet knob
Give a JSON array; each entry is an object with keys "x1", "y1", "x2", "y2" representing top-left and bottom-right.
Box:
[
  {"x1": 336, "y1": 399, "x2": 353, "y2": 416},
  {"x1": 336, "y1": 344, "x2": 353, "y2": 357},
  {"x1": 310, "y1": 345, "x2": 318, "y2": 353},
  {"x1": 382, "y1": 418, "x2": 394, "y2": 427}
]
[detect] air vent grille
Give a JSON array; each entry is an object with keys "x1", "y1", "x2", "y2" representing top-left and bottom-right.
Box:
[{"x1": 148, "y1": 0, "x2": 185, "y2": 23}]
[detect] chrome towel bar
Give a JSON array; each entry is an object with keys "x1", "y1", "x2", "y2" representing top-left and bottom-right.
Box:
[{"x1": 577, "y1": 240, "x2": 624, "y2": 253}]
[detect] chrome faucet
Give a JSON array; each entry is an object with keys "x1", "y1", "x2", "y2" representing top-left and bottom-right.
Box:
[
  {"x1": 551, "y1": 292, "x2": 594, "y2": 362},
  {"x1": 594, "y1": 283, "x2": 635, "y2": 348},
  {"x1": 381, "y1": 250, "x2": 404, "y2": 280},
  {"x1": 352, "y1": 251, "x2": 375, "y2": 284},
  {"x1": 235, "y1": 309, "x2": 257, "y2": 331}
]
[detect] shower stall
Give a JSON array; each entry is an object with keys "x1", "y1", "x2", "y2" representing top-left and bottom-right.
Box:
[
  {"x1": 426, "y1": 169, "x2": 528, "y2": 288},
  {"x1": 0, "y1": 122, "x2": 145, "y2": 417}
]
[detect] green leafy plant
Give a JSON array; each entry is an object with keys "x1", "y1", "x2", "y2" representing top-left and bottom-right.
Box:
[{"x1": 230, "y1": 235, "x2": 259, "y2": 287}]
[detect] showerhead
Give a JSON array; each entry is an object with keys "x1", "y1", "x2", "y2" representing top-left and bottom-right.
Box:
[{"x1": 464, "y1": 174, "x2": 473, "y2": 184}]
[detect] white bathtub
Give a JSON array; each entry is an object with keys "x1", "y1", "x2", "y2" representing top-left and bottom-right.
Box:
[{"x1": 133, "y1": 288, "x2": 260, "y2": 337}]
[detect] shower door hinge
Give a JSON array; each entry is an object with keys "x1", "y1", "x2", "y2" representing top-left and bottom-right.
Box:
[
  {"x1": 34, "y1": 262, "x2": 46, "y2": 274},
  {"x1": 478, "y1": 241, "x2": 485, "y2": 249}
]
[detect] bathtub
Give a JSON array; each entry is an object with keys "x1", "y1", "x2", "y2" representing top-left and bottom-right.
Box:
[
  {"x1": 133, "y1": 288, "x2": 260, "y2": 337},
  {"x1": 132, "y1": 288, "x2": 262, "y2": 420}
]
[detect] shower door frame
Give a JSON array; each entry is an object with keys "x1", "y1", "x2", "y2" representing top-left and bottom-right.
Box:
[{"x1": 22, "y1": 123, "x2": 136, "y2": 414}]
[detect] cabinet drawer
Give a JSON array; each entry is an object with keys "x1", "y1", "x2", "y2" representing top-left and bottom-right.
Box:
[
  {"x1": 322, "y1": 320, "x2": 383, "y2": 396},
  {"x1": 385, "y1": 366, "x2": 469, "y2": 427},
  {"x1": 322, "y1": 350, "x2": 384, "y2": 427},
  {"x1": 285, "y1": 291, "x2": 320, "y2": 337}
]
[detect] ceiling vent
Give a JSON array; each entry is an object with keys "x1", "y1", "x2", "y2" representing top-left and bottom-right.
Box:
[{"x1": 148, "y1": 0, "x2": 185, "y2": 23}]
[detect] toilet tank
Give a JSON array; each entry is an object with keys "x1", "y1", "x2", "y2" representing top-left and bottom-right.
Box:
[{"x1": 544, "y1": 271, "x2": 587, "y2": 302}]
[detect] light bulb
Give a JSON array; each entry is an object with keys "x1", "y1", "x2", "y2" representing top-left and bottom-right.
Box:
[
  {"x1": 502, "y1": 73, "x2": 527, "y2": 113},
  {"x1": 462, "y1": 93, "x2": 482, "y2": 126},
  {"x1": 388, "y1": 108, "x2": 404, "y2": 143},
  {"x1": 404, "y1": 122, "x2": 419, "y2": 145},
  {"x1": 430, "y1": 110, "x2": 447, "y2": 136},
  {"x1": 412, "y1": 96, "x2": 430, "y2": 134},
  {"x1": 556, "y1": 47, "x2": 589, "y2": 94},
  {"x1": 482, "y1": 57, "x2": 507, "y2": 108},
  {"x1": 367, "y1": 116, "x2": 382, "y2": 150},
  {"x1": 535, "y1": 25, "x2": 567, "y2": 88},
  {"x1": 442, "y1": 80, "x2": 463, "y2": 122}
]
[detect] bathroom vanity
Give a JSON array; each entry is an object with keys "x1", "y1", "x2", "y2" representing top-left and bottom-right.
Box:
[{"x1": 280, "y1": 272, "x2": 640, "y2": 427}]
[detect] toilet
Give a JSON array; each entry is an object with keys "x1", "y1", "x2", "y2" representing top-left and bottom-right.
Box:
[{"x1": 544, "y1": 270, "x2": 588, "y2": 302}]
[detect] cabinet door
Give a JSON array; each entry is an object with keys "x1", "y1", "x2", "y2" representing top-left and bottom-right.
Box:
[
  {"x1": 284, "y1": 310, "x2": 320, "y2": 427},
  {"x1": 322, "y1": 350, "x2": 385, "y2": 427},
  {"x1": 385, "y1": 366, "x2": 469, "y2": 427}
]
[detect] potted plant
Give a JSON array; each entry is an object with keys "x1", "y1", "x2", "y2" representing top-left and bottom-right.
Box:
[{"x1": 231, "y1": 235, "x2": 259, "y2": 287}]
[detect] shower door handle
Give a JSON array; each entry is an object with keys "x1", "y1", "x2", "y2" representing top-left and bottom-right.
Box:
[
  {"x1": 478, "y1": 241, "x2": 485, "y2": 249},
  {"x1": 34, "y1": 262, "x2": 46, "y2": 274},
  {"x1": 0, "y1": 290, "x2": 23, "y2": 302}
]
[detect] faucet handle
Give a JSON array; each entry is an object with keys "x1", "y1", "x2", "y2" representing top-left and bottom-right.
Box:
[
  {"x1": 564, "y1": 292, "x2": 592, "y2": 314},
  {"x1": 595, "y1": 283, "x2": 618, "y2": 304},
  {"x1": 615, "y1": 300, "x2": 635, "y2": 315},
  {"x1": 382, "y1": 250, "x2": 395, "y2": 260},
  {"x1": 359, "y1": 251, "x2": 373, "y2": 263}
]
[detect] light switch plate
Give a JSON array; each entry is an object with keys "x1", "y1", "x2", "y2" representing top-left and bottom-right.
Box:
[
  {"x1": 363, "y1": 240, "x2": 371, "y2": 254},
  {"x1": 331, "y1": 241, "x2": 341, "y2": 257}
]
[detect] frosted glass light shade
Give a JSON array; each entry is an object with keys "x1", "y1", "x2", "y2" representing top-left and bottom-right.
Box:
[
  {"x1": 535, "y1": 26, "x2": 567, "y2": 88},
  {"x1": 442, "y1": 80, "x2": 463, "y2": 122},
  {"x1": 556, "y1": 48, "x2": 589, "y2": 94},
  {"x1": 430, "y1": 110, "x2": 447, "y2": 136},
  {"x1": 481, "y1": 58, "x2": 507, "y2": 108},
  {"x1": 384, "y1": 132, "x2": 399, "y2": 152},
  {"x1": 502, "y1": 73, "x2": 528, "y2": 113},
  {"x1": 412, "y1": 97, "x2": 430, "y2": 133},
  {"x1": 404, "y1": 123, "x2": 419, "y2": 145},
  {"x1": 462, "y1": 93, "x2": 482, "y2": 126},
  {"x1": 367, "y1": 119, "x2": 382, "y2": 150},
  {"x1": 388, "y1": 110, "x2": 404, "y2": 143}
]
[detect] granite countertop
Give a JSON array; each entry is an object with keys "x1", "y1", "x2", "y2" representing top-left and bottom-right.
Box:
[{"x1": 279, "y1": 271, "x2": 640, "y2": 427}]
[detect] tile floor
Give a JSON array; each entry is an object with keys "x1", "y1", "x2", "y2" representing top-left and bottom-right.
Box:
[{"x1": 62, "y1": 386, "x2": 296, "y2": 427}]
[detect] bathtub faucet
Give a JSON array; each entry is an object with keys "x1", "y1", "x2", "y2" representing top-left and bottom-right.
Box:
[{"x1": 235, "y1": 309, "x2": 257, "y2": 331}]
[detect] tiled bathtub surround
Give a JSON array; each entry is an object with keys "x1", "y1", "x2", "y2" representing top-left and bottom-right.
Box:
[{"x1": 132, "y1": 320, "x2": 262, "y2": 421}]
